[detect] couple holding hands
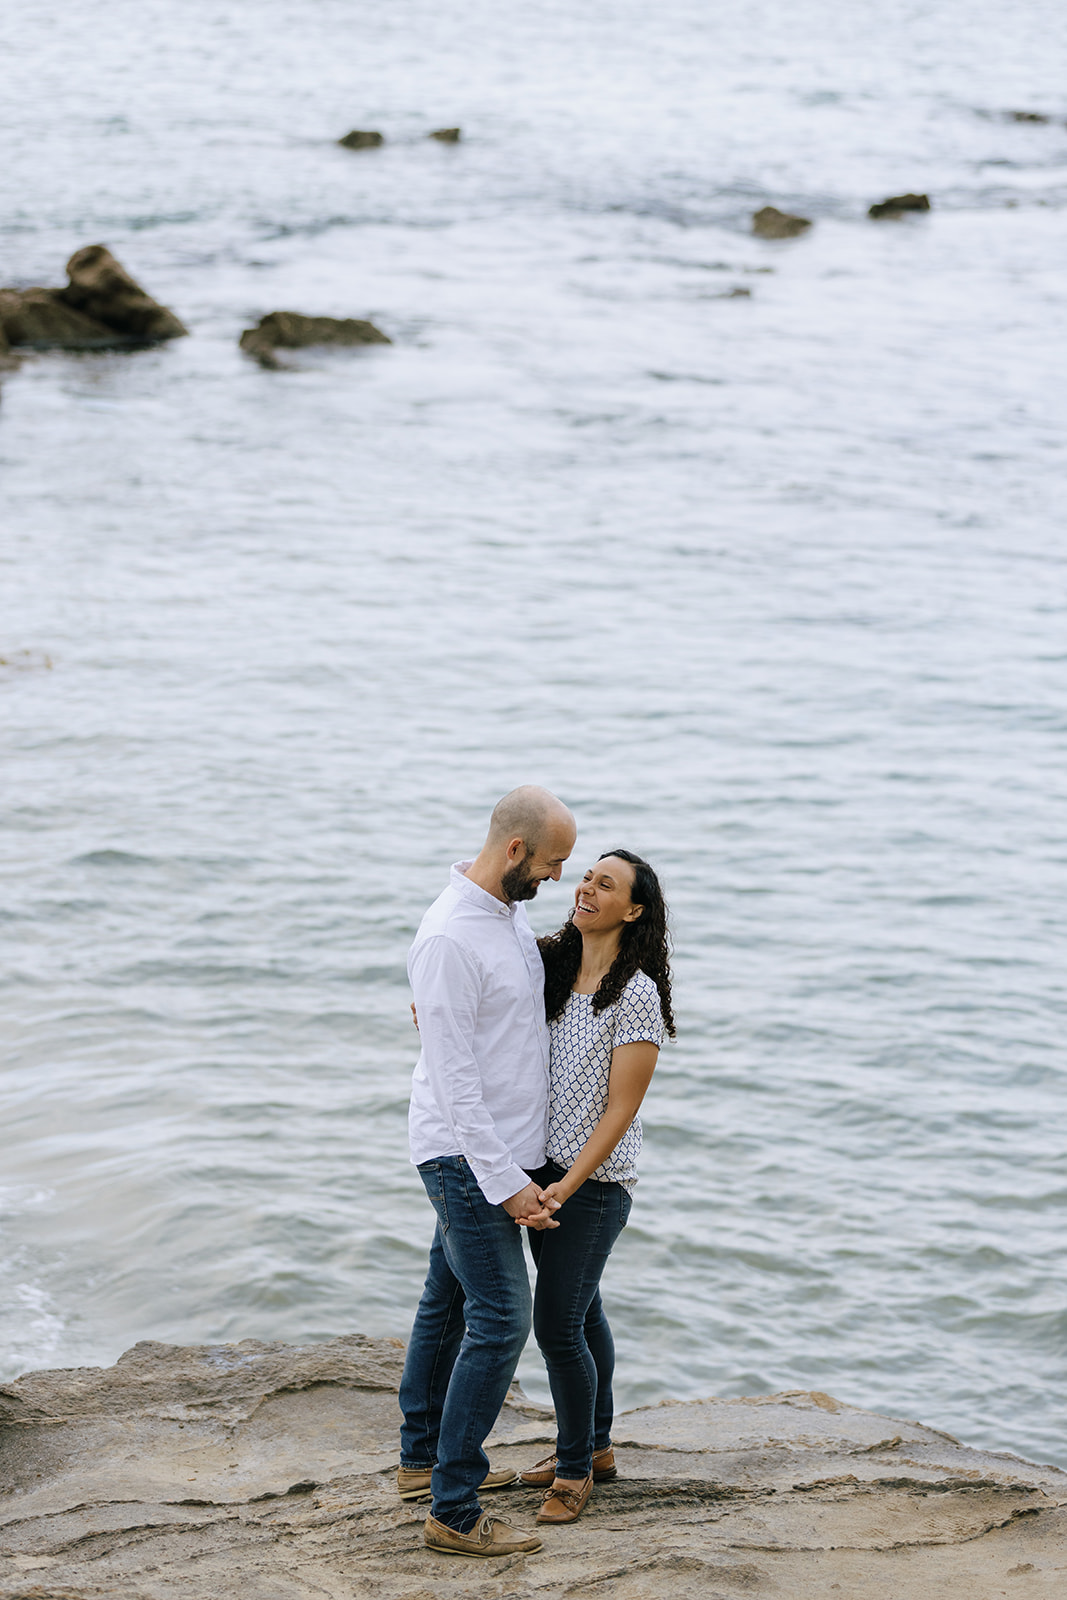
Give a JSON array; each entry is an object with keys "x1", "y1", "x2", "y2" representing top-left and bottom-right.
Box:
[{"x1": 397, "y1": 786, "x2": 674, "y2": 1557}]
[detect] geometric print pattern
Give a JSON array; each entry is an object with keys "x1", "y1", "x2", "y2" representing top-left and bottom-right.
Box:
[{"x1": 545, "y1": 970, "x2": 665, "y2": 1193}]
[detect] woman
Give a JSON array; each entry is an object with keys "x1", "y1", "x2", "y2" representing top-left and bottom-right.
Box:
[{"x1": 519, "y1": 848, "x2": 675, "y2": 1526}]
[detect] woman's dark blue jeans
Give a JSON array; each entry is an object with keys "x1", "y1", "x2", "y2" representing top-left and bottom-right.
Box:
[{"x1": 527, "y1": 1160, "x2": 632, "y2": 1480}]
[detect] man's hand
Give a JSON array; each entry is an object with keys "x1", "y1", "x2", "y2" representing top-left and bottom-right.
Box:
[{"x1": 502, "y1": 1181, "x2": 560, "y2": 1230}]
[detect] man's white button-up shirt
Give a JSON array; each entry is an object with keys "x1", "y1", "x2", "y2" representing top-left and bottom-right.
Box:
[{"x1": 407, "y1": 861, "x2": 550, "y2": 1205}]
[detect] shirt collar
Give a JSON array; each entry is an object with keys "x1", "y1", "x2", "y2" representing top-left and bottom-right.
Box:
[{"x1": 451, "y1": 860, "x2": 515, "y2": 918}]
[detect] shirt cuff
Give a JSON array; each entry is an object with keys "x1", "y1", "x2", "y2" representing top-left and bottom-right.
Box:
[{"x1": 478, "y1": 1162, "x2": 538, "y2": 1207}]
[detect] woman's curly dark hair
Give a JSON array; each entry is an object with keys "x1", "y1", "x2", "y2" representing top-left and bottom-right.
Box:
[{"x1": 538, "y1": 848, "x2": 675, "y2": 1038}]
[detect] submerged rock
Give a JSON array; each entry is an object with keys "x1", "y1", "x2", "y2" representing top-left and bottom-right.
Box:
[
  {"x1": 1008, "y1": 109, "x2": 1051, "y2": 123},
  {"x1": 869, "y1": 192, "x2": 931, "y2": 218},
  {"x1": 0, "y1": 248, "x2": 187, "y2": 352},
  {"x1": 752, "y1": 205, "x2": 812, "y2": 239},
  {"x1": 338, "y1": 129, "x2": 384, "y2": 149},
  {"x1": 429, "y1": 126, "x2": 461, "y2": 142},
  {"x1": 239, "y1": 310, "x2": 392, "y2": 368},
  {"x1": 0, "y1": 648, "x2": 53, "y2": 671},
  {"x1": 1, "y1": 1336, "x2": 1064, "y2": 1599}
]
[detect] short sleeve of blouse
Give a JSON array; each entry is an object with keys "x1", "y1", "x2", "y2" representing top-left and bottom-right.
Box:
[{"x1": 613, "y1": 973, "x2": 665, "y2": 1048}]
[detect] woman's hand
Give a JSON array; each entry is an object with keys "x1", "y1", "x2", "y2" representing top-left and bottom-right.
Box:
[
  {"x1": 537, "y1": 1180, "x2": 571, "y2": 1211},
  {"x1": 505, "y1": 1182, "x2": 560, "y2": 1230},
  {"x1": 514, "y1": 1184, "x2": 564, "y2": 1227}
]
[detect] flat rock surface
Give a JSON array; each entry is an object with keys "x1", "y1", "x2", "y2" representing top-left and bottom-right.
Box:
[{"x1": 1, "y1": 1338, "x2": 1063, "y2": 1598}]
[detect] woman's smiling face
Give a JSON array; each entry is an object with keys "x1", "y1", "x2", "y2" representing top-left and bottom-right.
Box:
[{"x1": 573, "y1": 855, "x2": 643, "y2": 933}]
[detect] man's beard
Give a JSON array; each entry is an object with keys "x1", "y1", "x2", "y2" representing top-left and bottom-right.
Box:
[{"x1": 501, "y1": 852, "x2": 540, "y2": 902}]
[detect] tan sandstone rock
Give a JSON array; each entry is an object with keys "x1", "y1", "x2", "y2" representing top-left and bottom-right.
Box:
[{"x1": 1, "y1": 1337, "x2": 1064, "y2": 1599}]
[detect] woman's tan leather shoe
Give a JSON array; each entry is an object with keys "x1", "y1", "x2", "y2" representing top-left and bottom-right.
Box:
[
  {"x1": 520, "y1": 1446, "x2": 616, "y2": 1487},
  {"x1": 535, "y1": 1472, "x2": 593, "y2": 1524}
]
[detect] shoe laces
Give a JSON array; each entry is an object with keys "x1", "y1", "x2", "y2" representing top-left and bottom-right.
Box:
[{"x1": 542, "y1": 1481, "x2": 587, "y2": 1511}]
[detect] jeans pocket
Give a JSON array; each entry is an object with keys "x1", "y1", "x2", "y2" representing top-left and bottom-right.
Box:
[{"x1": 417, "y1": 1162, "x2": 449, "y2": 1232}]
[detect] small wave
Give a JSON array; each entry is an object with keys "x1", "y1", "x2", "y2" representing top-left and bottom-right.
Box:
[
  {"x1": 0, "y1": 1185, "x2": 54, "y2": 1216},
  {"x1": 127, "y1": 210, "x2": 205, "y2": 231},
  {"x1": 647, "y1": 370, "x2": 727, "y2": 387},
  {"x1": 252, "y1": 212, "x2": 442, "y2": 241},
  {"x1": 72, "y1": 849, "x2": 156, "y2": 868},
  {"x1": 101, "y1": 960, "x2": 300, "y2": 986}
]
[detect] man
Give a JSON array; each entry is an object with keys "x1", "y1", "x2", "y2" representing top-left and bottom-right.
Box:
[{"x1": 398, "y1": 785, "x2": 577, "y2": 1558}]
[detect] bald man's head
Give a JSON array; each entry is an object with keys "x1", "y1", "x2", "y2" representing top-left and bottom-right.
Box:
[
  {"x1": 486, "y1": 786, "x2": 576, "y2": 903},
  {"x1": 488, "y1": 785, "x2": 572, "y2": 850}
]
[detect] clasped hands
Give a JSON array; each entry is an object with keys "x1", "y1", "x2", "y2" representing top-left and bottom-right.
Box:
[{"x1": 502, "y1": 1180, "x2": 566, "y2": 1230}]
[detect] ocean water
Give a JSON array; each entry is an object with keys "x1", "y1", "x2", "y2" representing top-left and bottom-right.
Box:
[{"x1": 2, "y1": 0, "x2": 1066, "y2": 1470}]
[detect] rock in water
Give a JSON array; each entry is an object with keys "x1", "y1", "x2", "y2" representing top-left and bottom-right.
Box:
[
  {"x1": 429, "y1": 126, "x2": 461, "y2": 142},
  {"x1": 1008, "y1": 110, "x2": 1050, "y2": 122},
  {"x1": 0, "y1": 284, "x2": 138, "y2": 350},
  {"x1": 60, "y1": 244, "x2": 188, "y2": 339},
  {"x1": 338, "y1": 129, "x2": 384, "y2": 149},
  {"x1": 239, "y1": 311, "x2": 392, "y2": 368},
  {"x1": 868, "y1": 192, "x2": 931, "y2": 218},
  {"x1": 752, "y1": 206, "x2": 812, "y2": 239},
  {"x1": 0, "y1": 248, "x2": 187, "y2": 352}
]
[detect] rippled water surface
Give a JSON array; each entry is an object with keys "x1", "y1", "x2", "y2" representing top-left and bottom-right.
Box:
[{"x1": 2, "y1": 0, "x2": 1066, "y2": 1469}]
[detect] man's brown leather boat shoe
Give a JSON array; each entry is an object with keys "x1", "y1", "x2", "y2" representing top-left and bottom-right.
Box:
[
  {"x1": 423, "y1": 1511, "x2": 543, "y2": 1556},
  {"x1": 397, "y1": 1464, "x2": 517, "y2": 1501}
]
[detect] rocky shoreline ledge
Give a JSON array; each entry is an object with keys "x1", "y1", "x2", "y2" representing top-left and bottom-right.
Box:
[{"x1": 1, "y1": 1336, "x2": 1063, "y2": 1598}]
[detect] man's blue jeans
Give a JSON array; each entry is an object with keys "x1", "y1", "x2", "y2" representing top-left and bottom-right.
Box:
[{"x1": 399, "y1": 1155, "x2": 532, "y2": 1522}]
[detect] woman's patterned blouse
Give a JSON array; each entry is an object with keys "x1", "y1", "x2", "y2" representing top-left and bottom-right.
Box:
[{"x1": 545, "y1": 969, "x2": 664, "y2": 1193}]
